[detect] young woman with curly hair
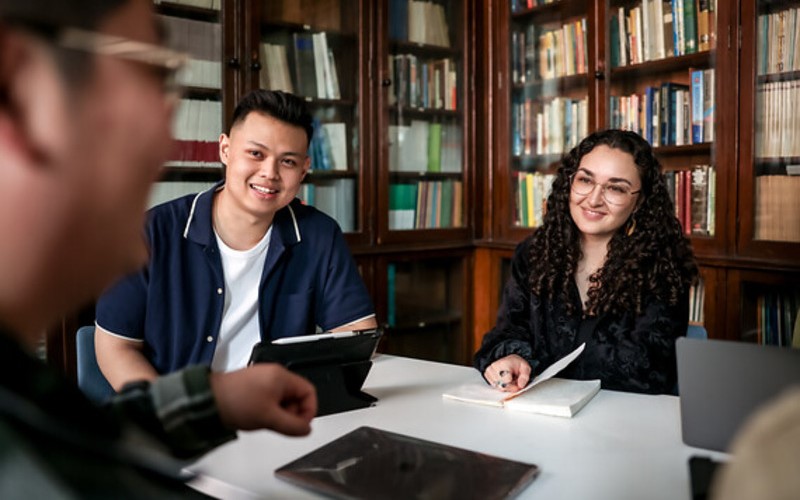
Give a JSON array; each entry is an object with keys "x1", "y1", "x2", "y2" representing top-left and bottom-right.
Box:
[{"x1": 474, "y1": 129, "x2": 698, "y2": 394}]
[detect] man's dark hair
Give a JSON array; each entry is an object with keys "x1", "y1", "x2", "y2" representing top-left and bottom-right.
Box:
[{"x1": 229, "y1": 90, "x2": 314, "y2": 146}]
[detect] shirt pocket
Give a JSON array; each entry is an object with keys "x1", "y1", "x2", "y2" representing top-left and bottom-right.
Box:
[{"x1": 270, "y1": 288, "x2": 316, "y2": 338}]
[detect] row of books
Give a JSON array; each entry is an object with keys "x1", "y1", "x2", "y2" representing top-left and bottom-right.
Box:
[
  {"x1": 388, "y1": 54, "x2": 458, "y2": 111},
  {"x1": 610, "y1": 69, "x2": 715, "y2": 147},
  {"x1": 514, "y1": 171, "x2": 555, "y2": 228},
  {"x1": 149, "y1": 181, "x2": 217, "y2": 209},
  {"x1": 757, "y1": 6, "x2": 800, "y2": 75},
  {"x1": 664, "y1": 165, "x2": 716, "y2": 237},
  {"x1": 154, "y1": 0, "x2": 220, "y2": 10},
  {"x1": 610, "y1": 0, "x2": 716, "y2": 68},
  {"x1": 755, "y1": 81, "x2": 800, "y2": 158},
  {"x1": 749, "y1": 290, "x2": 800, "y2": 347},
  {"x1": 168, "y1": 99, "x2": 221, "y2": 166},
  {"x1": 389, "y1": 180, "x2": 464, "y2": 230},
  {"x1": 159, "y1": 15, "x2": 221, "y2": 89},
  {"x1": 754, "y1": 175, "x2": 800, "y2": 243},
  {"x1": 688, "y1": 279, "x2": 705, "y2": 324},
  {"x1": 297, "y1": 179, "x2": 355, "y2": 233},
  {"x1": 511, "y1": 18, "x2": 587, "y2": 84},
  {"x1": 512, "y1": 96, "x2": 589, "y2": 156},
  {"x1": 261, "y1": 32, "x2": 341, "y2": 100},
  {"x1": 309, "y1": 120, "x2": 349, "y2": 172},
  {"x1": 389, "y1": 0, "x2": 451, "y2": 48},
  {"x1": 389, "y1": 121, "x2": 463, "y2": 173},
  {"x1": 510, "y1": 0, "x2": 556, "y2": 13}
]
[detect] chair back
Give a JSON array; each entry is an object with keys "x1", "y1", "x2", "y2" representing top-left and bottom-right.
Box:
[
  {"x1": 76, "y1": 326, "x2": 115, "y2": 404},
  {"x1": 687, "y1": 324, "x2": 708, "y2": 340}
]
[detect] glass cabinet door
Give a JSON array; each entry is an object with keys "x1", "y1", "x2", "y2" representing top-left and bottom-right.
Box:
[
  {"x1": 508, "y1": 1, "x2": 590, "y2": 232},
  {"x1": 606, "y1": 0, "x2": 720, "y2": 248},
  {"x1": 382, "y1": 0, "x2": 468, "y2": 240},
  {"x1": 380, "y1": 253, "x2": 469, "y2": 365},
  {"x1": 153, "y1": 1, "x2": 225, "y2": 207},
  {"x1": 746, "y1": 2, "x2": 800, "y2": 250},
  {"x1": 253, "y1": 0, "x2": 366, "y2": 238}
]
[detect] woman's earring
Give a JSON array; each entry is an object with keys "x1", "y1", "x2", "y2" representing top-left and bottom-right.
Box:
[{"x1": 626, "y1": 217, "x2": 636, "y2": 237}]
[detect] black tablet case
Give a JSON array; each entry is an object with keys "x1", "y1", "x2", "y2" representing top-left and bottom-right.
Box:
[
  {"x1": 249, "y1": 330, "x2": 381, "y2": 416},
  {"x1": 276, "y1": 426, "x2": 540, "y2": 500}
]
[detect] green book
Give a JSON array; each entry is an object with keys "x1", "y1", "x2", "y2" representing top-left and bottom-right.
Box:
[
  {"x1": 427, "y1": 122, "x2": 442, "y2": 172},
  {"x1": 440, "y1": 180, "x2": 453, "y2": 228},
  {"x1": 683, "y1": 0, "x2": 697, "y2": 54}
]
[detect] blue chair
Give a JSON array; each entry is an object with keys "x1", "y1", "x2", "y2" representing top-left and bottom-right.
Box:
[
  {"x1": 687, "y1": 324, "x2": 708, "y2": 340},
  {"x1": 674, "y1": 324, "x2": 709, "y2": 395},
  {"x1": 76, "y1": 326, "x2": 115, "y2": 404}
]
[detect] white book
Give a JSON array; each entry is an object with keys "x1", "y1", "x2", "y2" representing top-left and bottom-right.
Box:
[
  {"x1": 327, "y1": 49, "x2": 341, "y2": 99},
  {"x1": 312, "y1": 33, "x2": 328, "y2": 99},
  {"x1": 322, "y1": 123, "x2": 348, "y2": 171},
  {"x1": 504, "y1": 378, "x2": 601, "y2": 418},
  {"x1": 442, "y1": 343, "x2": 594, "y2": 419},
  {"x1": 641, "y1": 0, "x2": 651, "y2": 61}
]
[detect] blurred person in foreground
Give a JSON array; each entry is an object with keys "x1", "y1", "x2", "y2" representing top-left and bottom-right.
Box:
[{"x1": 0, "y1": 0, "x2": 316, "y2": 496}]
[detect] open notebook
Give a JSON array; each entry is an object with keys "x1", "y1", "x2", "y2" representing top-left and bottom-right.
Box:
[
  {"x1": 275, "y1": 426, "x2": 540, "y2": 500},
  {"x1": 443, "y1": 343, "x2": 601, "y2": 418}
]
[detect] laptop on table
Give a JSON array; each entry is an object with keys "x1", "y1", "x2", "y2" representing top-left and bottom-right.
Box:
[{"x1": 676, "y1": 337, "x2": 800, "y2": 499}]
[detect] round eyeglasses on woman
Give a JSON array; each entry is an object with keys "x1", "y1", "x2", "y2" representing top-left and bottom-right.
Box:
[{"x1": 570, "y1": 172, "x2": 641, "y2": 206}]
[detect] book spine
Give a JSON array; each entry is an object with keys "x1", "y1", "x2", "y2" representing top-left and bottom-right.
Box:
[{"x1": 691, "y1": 69, "x2": 704, "y2": 143}]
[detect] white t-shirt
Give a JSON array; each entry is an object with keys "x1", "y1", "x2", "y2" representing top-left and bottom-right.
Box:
[{"x1": 210, "y1": 226, "x2": 272, "y2": 372}]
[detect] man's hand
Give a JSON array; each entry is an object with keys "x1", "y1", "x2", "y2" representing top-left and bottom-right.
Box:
[{"x1": 210, "y1": 364, "x2": 317, "y2": 436}]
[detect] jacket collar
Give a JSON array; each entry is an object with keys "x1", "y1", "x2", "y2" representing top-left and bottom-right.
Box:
[{"x1": 182, "y1": 181, "x2": 302, "y2": 249}]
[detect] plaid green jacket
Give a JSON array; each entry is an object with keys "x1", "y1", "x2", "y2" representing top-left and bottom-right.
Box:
[{"x1": 0, "y1": 326, "x2": 236, "y2": 498}]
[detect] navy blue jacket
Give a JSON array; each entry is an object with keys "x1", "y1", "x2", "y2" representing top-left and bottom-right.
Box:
[{"x1": 96, "y1": 183, "x2": 374, "y2": 375}]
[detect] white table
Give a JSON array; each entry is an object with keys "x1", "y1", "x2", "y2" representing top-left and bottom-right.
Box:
[{"x1": 187, "y1": 355, "x2": 727, "y2": 499}]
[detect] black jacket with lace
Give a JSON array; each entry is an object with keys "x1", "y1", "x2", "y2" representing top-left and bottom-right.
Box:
[{"x1": 474, "y1": 238, "x2": 689, "y2": 395}]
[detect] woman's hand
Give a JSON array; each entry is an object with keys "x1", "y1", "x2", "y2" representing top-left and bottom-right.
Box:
[{"x1": 483, "y1": 354, "x2": 532, "y2": 392}]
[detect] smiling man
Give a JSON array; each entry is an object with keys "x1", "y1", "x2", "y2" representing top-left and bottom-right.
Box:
[{"x1": 95, "y1": 90, "x2": 376, "y2": 389}]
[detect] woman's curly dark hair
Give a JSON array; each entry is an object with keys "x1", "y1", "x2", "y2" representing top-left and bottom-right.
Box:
[{"x1": 527, "y1": 129, "x2": 698, "y2": 317}]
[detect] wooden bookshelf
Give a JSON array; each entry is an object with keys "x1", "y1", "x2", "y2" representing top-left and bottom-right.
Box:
[{"x1": 474, "y1": 0, "x2": 800, "y2": 350}]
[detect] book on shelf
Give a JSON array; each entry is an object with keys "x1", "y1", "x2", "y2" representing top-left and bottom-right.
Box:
[
  {"x1": 310, "y1": 178, "x2": 355, "y2": 233},
  {"x1": 702, "y1": 68, "x2": 715, "y2": 142},
  {"x1": 293, "y1": 33, "x2": 318, "y2": 98},
  {"x1": 754, "y1": 175, "x2": 800, "y2": 243},
  {"x1": 158, "y1": 15, "x2": 221, "y2": 89},
  {"x1": 613, "y1": 0, "x2": 712, "y2": 66},
  {"x1": 682, "y1": 0, "x2": 698, "y2": 54},
  {"x1": 312, "y1": 33, "x2": 328, "y2": 99},
  {"x1": 389, "y1": 183, "x2": 418, "y2": 230},
  {"x1": 407, "y1": 0, "x2": 450, "y2": 48},
  {"x1": 309, "y1": 120, "x2": 348, "y2": 172},
  {"x1": 169, "y1": 99, "x2": 221, "y2": 166},
  {"x1": 390, "y1": 179, "x2": 462, "y2": 230},
  {"x1": 689, "y1": 278, "x2": 705, "y2": 324},
  {"x1": 756, "y1": 80, "x2": 799, "y2": 158},
  {"x1": 690, "y1": 69, "x2": 704, "y2": 144},
  {"x1": 753, "y1": 290, "x2": 800, "y2": 347},
  {"x1": 322, "y1": 123, "x2": 348, "y2": 171},
  {"x1": 516, "y1": 172, "x2": 555, "y2": 228},
  {"x1": 443, "y1": 343, "x2": 601, "y2": 418},
  {"x1": 260, "y1": 43, "x2": 294, "y2": 93},
  {"x1": 311, "y1": 32, "x2": 340, "y2": 99}
]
